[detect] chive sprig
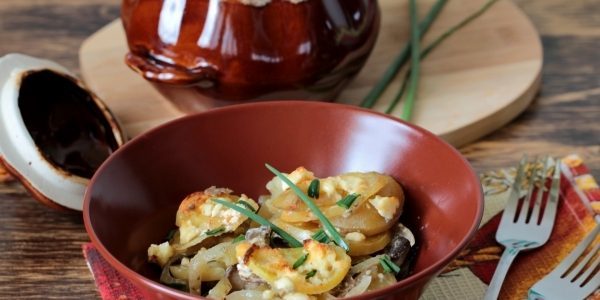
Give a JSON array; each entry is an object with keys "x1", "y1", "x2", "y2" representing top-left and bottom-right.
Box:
[
  {"x1": 336, "y1": 193, "x2": 360, "y2": 209},
  {"x1": 401, "y1": 0, "x2": 422, "y2": 121},
  {"x1": 380, "y1": 255, "x2": 401, "y2": 274},
  {"x1": 386, "y1": 0, "x2": 500, "y2": 117},
  {"x1": 311, "y1": 229, "x2": 330, "y2": 243},
  {"x1": 293, "y1": 253, "x2": 309, "y2": 269},
  {"x1": 308, "y1": 179, "x2": 320, "y2": 198},
  {"x1": 265, "y1": 164, "x2": 350, "y2": 252},
  {"x1": 206, "y1": 226, "x2": 225, "y2": 236},
  {"x1": 211, "y1": 198, "x2": 302, "y2": 248},
  {"x1": 359, "y1": 0, "x2": 448, "y2": 108}
]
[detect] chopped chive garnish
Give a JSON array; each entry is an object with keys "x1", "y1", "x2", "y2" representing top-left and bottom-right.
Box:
[
  {"x1": 212, "y1": 198, "x2": 302, "y2": 248},
  {"x1": 308, "y1": 179, "x2": 320, "y2": 198},
  {"x1": 379, "y1": 255, "x2": 401, "y2": 274},
  {"x1": 336, "y1": 193, "x2": 360, "y2": 209},
  {"x1": 293, "y1": 253, "x2": 309, "y2": 269},
  {"x1": 206, "y1": 226, "x2": 225, "y2": 236},
  {"x1": 311, "y1": 229, "x2": 330, "y2": 243},
  {"x1": 237, "y1": 200, "x2": 256, "y2": 212},
  {"x1": 232, "y1": 234, "x2": 245, "y2": 244},
  {"x1": 265, "y1": 164, "x2": 349, "y2": 252},
  {"x1": 305, "y1": 269, "x2": 317, "y2": 279}
]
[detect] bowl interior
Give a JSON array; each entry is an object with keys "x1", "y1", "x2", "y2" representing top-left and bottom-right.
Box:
[{"x1": 85, "y1": 101, "x2": 482, "y2": 296}]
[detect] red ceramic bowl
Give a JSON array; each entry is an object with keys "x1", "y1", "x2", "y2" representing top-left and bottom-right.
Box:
[{"x1": 84, "y1": 101, "x2": 483, "y2": 300}]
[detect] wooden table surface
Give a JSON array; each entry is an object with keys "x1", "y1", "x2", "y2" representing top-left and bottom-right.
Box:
[{"x1": 0, "y1": 0, "x2": 598, "y2": 298}]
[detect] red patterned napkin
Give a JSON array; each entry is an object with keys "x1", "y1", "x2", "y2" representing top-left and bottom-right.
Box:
[
  {"x1": 82, "y1": 154, "x2": 600, "y2": 300},
  {"x1": 83, "y1": 243, "x2": 145, "y2": 299}
]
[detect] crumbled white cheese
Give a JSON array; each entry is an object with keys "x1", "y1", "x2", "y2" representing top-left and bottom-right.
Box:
[
  {"x1": 222, "y1": 207, "x2": 242, "y2": 231},
  {"x1": 274, "y1": 277, "x2": 295, "y2": 293},
  {"x1": 368, "y1": 196, "x2": 400, "y2": 222},
  {"x1": 282, "y1": 293, "x2": 310, "y2": 300},
  {"x1": 147, "y1": 241, "x2": 173, "y2": 267},
  {"x1": 345, "y1": 232, "x2": 366, "y2": 242},
  {"x1": 266, "y1": 167, "x2": 313, "y2": 197},
  {"x1": 210, "y1": 203, "x2": 223, "y2": 217},
  {"x1": 319, "y1": 178, "x2": 342, "y2": 200},
  {"x1": 201, "y1": 202, "x2": 214, "y2": 216}
]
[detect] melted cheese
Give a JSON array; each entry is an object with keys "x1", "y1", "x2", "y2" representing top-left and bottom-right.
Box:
[{"x1": 176, "y1": 189, "x2": 258, "y2": 244}]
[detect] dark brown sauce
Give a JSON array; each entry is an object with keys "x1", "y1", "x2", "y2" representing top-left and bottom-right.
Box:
[{"x1": 18, "y1": 70, "x2": 119, "y2": 179}]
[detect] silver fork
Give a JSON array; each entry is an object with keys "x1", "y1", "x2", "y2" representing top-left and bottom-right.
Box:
[
  {"x1": 484, "y1": 156, "x2": 561, "y2": 300},
  {"x1": 528, "y1": 224, "x2": 600, "y2": 300}
]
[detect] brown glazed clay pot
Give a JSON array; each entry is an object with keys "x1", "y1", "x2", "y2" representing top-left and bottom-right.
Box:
[{"x1": 121, "y1": 0, "x2": 380, "y2": 110}]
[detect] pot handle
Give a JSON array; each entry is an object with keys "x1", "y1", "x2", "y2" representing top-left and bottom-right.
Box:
[{"x1": 125, "y1": 52, "x2": 218, "y2": 86}]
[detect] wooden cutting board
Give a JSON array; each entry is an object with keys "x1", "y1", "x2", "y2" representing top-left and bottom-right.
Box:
[{"x1": 79, "y1": 0, "x2": 542, "y2": 147}]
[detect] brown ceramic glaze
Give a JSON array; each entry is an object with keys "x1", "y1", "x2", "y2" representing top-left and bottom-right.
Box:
[
  {"x1": 83, "y1": 101, "x2": 483, "y2": 300},
  {"x1": 18, "y1": 70, "x2": 121, "y2": 179},
  {"x1": 121, "y1": 0, "x2": 380, "y2": 108}
]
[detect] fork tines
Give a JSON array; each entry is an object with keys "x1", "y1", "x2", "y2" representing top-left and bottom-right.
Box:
[
  {"x1": 529, "y1": 223, "x2": 600, "y2": 300},
  {"x1": 504, "y1": 156, "x2": 560, "y2": 229}
]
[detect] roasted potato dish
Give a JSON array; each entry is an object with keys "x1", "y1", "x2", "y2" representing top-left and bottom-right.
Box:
[{"x1": 147, "y1": 167, "x2": 416, "y2": 299}]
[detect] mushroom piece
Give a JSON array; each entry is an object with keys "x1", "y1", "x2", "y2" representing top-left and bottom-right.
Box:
[
  {"x1": 385, "y1": 223, "x2": 417, "y2": 278},
  {"x1": 228, "y1": 264, "x2": 267, "y2": 291},
  {"x1": 0, "y1": 53, "x2": 126, "y2": 211},
  {"x1": 225, "y1": 265, "x2": 246, "y2": 291},
  {"x1": 329, "y1": 272, "x2": 357, "y2": 297},
  {"x1": 244, "y1": 226, "x2": 272, "y2": 248},
  {"x1": 230, "y1": 226, "x2": 273, "y2": 290}
]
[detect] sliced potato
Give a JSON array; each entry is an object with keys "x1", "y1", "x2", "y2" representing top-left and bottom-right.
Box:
[
  {"x1": 175, "y1": 188, "x2": 259, "y2": 245},
  {"x1": 265, "y1": 167, "x2": 314, "y2": 198},
  {"x1": 330, "y1": 202, "x2": 400, "y2": 236},
  {"x1": 235, "y1": 240, "x2": 351, "y2": 294},
  {"x1": 264, "y1": 171, "x2": 403, "y2": 224},
  {"x1": 271, "y1": 219, "x2": 320, "y2": 242},
  {"x1": 347, "y1": 231, "x2": 392, "y2": 256}
]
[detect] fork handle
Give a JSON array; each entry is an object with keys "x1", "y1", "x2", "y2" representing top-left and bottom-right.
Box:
[{"x1": 484, "y1": 246, "x2": 521, "y2": 300}]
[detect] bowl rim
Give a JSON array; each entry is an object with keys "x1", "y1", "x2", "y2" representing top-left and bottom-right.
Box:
[{"x1": 83, "y1": 100, "x2": 484, "y2": 299}]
